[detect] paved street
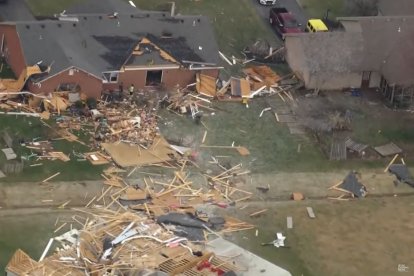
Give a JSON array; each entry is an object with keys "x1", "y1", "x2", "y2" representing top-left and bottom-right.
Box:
[
  {"x1": 251, "y1": 0, "x2": 309, "y2": 31},
  {"x1": 0, "y1": 0, "x2": 34, "y2": 21}
]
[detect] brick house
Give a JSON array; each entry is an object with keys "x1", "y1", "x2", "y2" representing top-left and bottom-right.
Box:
[{"x1": 0, "y1": 12, "x2": 221, "y2": 98}]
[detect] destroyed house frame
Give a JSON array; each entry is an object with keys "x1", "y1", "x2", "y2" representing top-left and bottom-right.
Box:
[{"x1": 0, "y1": 12, "x2": 221, "y2": 98}]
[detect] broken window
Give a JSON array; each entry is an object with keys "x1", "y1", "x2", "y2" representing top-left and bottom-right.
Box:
[
  {"x1": 102, "y1": 71, "x2": 119, "y2": 83},
  {"x1": 145, "y1": 70, "x2": 162, "y2": 86},
  {"x1": 57, "y1": 83, "x2": 80, "y2": 92}
]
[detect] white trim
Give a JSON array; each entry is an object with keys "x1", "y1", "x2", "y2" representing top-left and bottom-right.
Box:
[
  {"x1": 102, "y1": 70, "x2": 120, "y2": 83},
  {"x1": 0, "y1": 34, "x2": 4, "y2": 53},
  {"x1": 188, "y1": 66, "x2": 223, "y2": 70},
  {"x1": 123, "y1": 65, "x2": 180, "y2": 71},
  {"x1": 182, "y1": 60, "x2": 217, "y2": 66},
  {"x1": 38, "y1": 66, "x2": 103, "y2": 83}
]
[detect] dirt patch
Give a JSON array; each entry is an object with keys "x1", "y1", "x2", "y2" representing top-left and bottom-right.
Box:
[
  {"x1": 218, "y1": 196, "x2": 414, "y2": 276},
  {"x1": 0, "y1": 181, "x2": 103, "y2": 209}
]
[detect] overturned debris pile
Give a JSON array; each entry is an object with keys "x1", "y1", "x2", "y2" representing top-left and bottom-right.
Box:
[
  {"x1": 189, "y1": 66, "x2": 298, "y2": 103},
  {"x1": 329, "y1": 171, "x2": 367, "y2": 199},
  {"x1": 388, "y1": 164, "x2": 414, "y2": 187},
  {"x1": 6, "y1": 209, "x2": 241, "y2": 275}
]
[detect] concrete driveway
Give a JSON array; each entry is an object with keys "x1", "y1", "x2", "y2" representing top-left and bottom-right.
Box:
[
  {"x1": 251, "y1": 0, "x2": 309, "y2": 32},
  {"x1": 0, "y1": 0, "x2": 35, "y2": 21}
]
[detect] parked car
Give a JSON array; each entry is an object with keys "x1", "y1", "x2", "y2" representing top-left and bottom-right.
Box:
[
  {"x1": 258, "y1": 0, "x2": 277, "y2": 5},
  {"x1": 269, "y1": 7, "x2": 302, "y2": 39}
]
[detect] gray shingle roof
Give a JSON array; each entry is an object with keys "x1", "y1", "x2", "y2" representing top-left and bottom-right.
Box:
[
  {"x1": 6, "y1": 12, "x2": 219, "y2": 79},
  {"x1": 286, "y1": 16, "x2": 414, "y2": 86},
  {"x1": 288, "y1": 31, "x2": 364, "y2": 74}
]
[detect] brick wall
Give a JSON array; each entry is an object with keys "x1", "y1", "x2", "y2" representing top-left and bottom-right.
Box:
[
  {"x1": 28, "y1": 67, "x2": 103, "y2": 98},
  {"x1": 0, "y1": 24, "x2": 26, "y2": 77}
]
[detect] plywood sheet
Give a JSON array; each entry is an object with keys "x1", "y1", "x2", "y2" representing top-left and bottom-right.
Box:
[
  {"x1": 85, "y1": 152, "x2": 110, "y2": 165},
  {"x1": 102, "y1": 136, "x2": 175, "y2": 167},
  {"x1": 196, "y1": 73, "x2": 217, "y2": 97},
  {"x1": 230, "y1": 78, "x2": 251, "y2": 98},
  {"x1": 374, "y1": 142, "x2": 402, "y2": 157}
]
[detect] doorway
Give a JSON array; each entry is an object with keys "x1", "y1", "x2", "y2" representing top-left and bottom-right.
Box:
[{"x1": 361, "y1": 71, "x2": 371, "y2": 88}]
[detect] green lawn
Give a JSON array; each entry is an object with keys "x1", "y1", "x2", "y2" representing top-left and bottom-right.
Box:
[
  {"x1": 0, "y1": 210, "x2": 75, "y2": 272},
  {"x1": 300, "y1": 0, "x2": 347, "y2": 19},
  {"x1": 0, "y1": 116, "x2": 105, "y2": 183},
  {"x1": 131, "y1": 0, "x2": 278, "y2": 57},
  {"x1": 159, "y1": 97, "x2": 387, "y2": 174},
  {"x1": 26, "y1": 0, "x2": 83, "y2": 16}
]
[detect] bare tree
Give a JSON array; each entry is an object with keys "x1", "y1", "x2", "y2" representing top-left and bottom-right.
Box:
[{"x1": 346, "y1": 0, "x2": 379, "y2": 16}]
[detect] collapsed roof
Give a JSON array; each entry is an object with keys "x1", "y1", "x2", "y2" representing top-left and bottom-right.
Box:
[{"x1": 2, "y1": 12, "x2": 220, "y2": 80}]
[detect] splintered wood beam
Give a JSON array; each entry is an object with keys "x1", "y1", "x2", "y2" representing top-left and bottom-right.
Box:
[
  {"x1": 249, "y1": 209, "x2": 268, "y2": 217},
  {"x1": 384, "y1": 154, "x2": 399, "y2": 172},
  {"x1": 41, "y1": 172, "x2": 61, "y2": 183},
  {"x1": 202, "y1": 131, "x2": 207, "y2": 144}
]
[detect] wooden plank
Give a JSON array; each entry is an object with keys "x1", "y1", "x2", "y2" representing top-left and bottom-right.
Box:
[
  {"x1": 287, "y1": 216, "x2": 293, "y2": 229},
  {"x1": 375, "y1": 142, "x2": 402, "y2": 157},
  {"x1": 201, "y1": 131, "x2": 207, "y2": 144},
  {"x1": 41, "y1": 172, "x2": 61, "y2": 183},
  {"x1": 249, "y1": 209, "x2": 268, "y2": 217},
  {"x1": 306, "y1": 207, "x2": 316, "y2": 218},
  {"x1": 384, "y1": 154, "x2": 399, "y2": 172}
]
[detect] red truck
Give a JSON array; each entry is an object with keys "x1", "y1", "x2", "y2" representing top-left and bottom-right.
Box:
[{"x1": 269, "y1": 7, "x2": 302, "y2": 39}]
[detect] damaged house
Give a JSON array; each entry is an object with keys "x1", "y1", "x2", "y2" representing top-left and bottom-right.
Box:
[
  {"x1": 285, "y1": 16, "x2": 414, "y2": 106},
  {"x1": 0, "y1": 12, "x2": 220, "y2": 98}
]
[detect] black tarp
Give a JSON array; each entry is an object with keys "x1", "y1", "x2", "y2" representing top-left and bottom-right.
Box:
[
  {"x1": 389, "y1": 164, "x2": 414, "y2": 187},
  {"x1": 157, "y1": 212, "x2": 210, "y2": 228},
  {"x1": 339, "y1": 172, "x2": 367, "y2": 198}
]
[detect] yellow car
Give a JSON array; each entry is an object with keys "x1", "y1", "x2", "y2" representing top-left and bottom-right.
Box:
[{"x1": 306, "y1": 19, "x2": 328, "y2": 32}]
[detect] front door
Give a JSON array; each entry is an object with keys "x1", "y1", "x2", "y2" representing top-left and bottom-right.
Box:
[{"x1": 361, "y1": 71, "x2": 371, "y2": 88}]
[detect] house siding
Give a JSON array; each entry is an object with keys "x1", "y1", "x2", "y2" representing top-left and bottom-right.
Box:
[
  {"x1": 119, "y1": 68, "x2": 219, "y2": 90},
  {"x1": 28, "y1": 68, "x2": 103, "y2": 98},
  {"x1": 118, "y1": 70, "x2": 146, "y2": 88},
  {"x1": 307, "y1": 72, "x2": 363, "y2": 90},
  {"x1": 369, "y1": 71, "x2": 381, "y2": 88},
  {"x1": 285, "y1": 37, "x2": 308, "y2": 83},
  {"x1": 0, "y1": 24, "x2": 26, "y2": 77}
]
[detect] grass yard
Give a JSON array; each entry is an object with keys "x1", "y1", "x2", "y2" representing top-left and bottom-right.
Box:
[
  {"x1": 0, "y1": 210, "x2": 75, "y2": 272},
  {"x1": 131, "y1": 0, "x2": 278, "y2": 56},
  {"x1": 299, "y1": 0, "x2": 347, "y2": 19},
  {"x1": 26, "y1": 0, "x2": 83, "y2": 16},
  {"x1": 0, "y1": 116, "x2": 105, "y2": 183},
  {"x1": 159, "y1": 97, "x2": 390, "y2": 174},
  {"x1": 26, "y1": 0, "x2": 279, "y2": 56},
  {"x1": 228, "y1": 196, "x2": 414, "y2": 276}
]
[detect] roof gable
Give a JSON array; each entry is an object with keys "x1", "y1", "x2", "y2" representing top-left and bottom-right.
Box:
[{"x1": 7, "y1": 12, "x2": 219, "y2": 79}]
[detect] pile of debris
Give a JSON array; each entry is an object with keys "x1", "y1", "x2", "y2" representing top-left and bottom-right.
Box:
[
  {"x1": 6, "y1": 209, "x2": 241, "y2": 275},
  {"x1": 164, "y1": 86, "x2": 214, "y2": 118},
  {"x1": 5, "y1": 161, "x2": 262, "y2": 275},
  {"x1": 193, "y1": 65, "x2": 298, "y2": 104}
]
